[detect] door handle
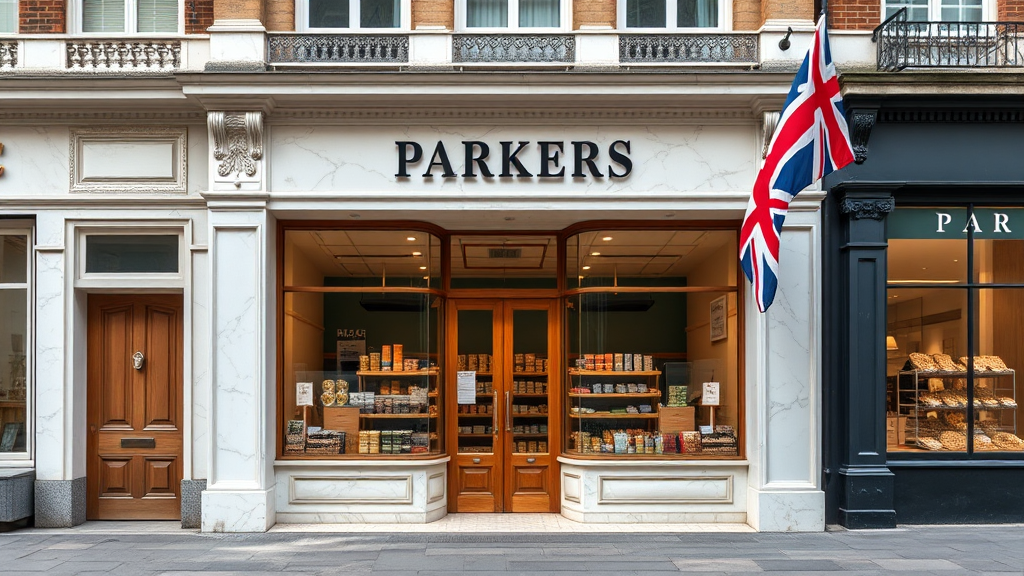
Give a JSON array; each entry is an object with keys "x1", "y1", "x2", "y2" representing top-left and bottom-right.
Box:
[
  {"x1": 505, "y1": 391, "x2": 511, "y2": 432},
  {"x1": 472, "y1": 457, "x2": 481, "y2": 464},
  {"x1": 526, "y1": 457, "x2": 536, "y2": 464},
  {"x1": 132, "y1": 351, "x2": 144, "y2": 371}
]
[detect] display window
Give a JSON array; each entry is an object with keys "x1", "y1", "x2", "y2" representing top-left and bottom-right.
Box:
[
  {"x1": 279, "y1": 227, "x2": 444, "y2": 458},
  {"x1": 887, "y1": 206, "x2": 1024, "y2": 455},
  {"x1": 278, "y1": 223, "x2": 744, "y2": 462},
  {"x1": 564, "y1": 228, "x2": 741, "y2": 458},
  {"x1": 0, "y1": 227, "x2": 29, "y2": 456}
]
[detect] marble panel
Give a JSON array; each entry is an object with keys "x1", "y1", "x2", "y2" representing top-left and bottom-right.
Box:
[
  {"x1": 190, "y1": 249, "x2": 211, "y2": 480},
  {"x1": 0, "y1": 127, "x2": 70, "y2": 195},
  {"x1": 290, "y1": 476, "x2": 413, "y2": 504},
  {"x1": 209, "y1": 226, "x2": 261, "y2": 487},
  {"x1": 201, "y1": 487, "x2": 275, "y2": 532},
  {"x1": 426, "y1": 472, "x2": 445, "y2": 504},
  {"x1": 34, "y1": 248, "x2": 66, "y2": 481},
  {"x1": 269, "y1": 124, "x2": 757, "y2": 195},
  {"x1": 598, "y1": 475, "x2": 732, "y2": 504},
  {"x1": 0, "y1": 469, "x2": 34, "y2": 522},
  {"x1": 187, "y1": 124, "x2": 209, "y2": 196},
  {"x1": 562, "y1": 472, "x2": 581, "y2": 503},
  {"x1": 747, "y1": 487, "x2": 824, "y2": 532},
  {"x1": 181, "y1": 478, "x2": 206, "y2": 529}
]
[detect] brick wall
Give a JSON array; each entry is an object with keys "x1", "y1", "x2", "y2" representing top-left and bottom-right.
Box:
[
  {"x1": 215, "y1": 0, "x2": 264, "y2": 23},
  {"x1": 412, "y1": 0, "x2": 454, "y2": 29},
  {"x1": 829, "y1": 0, "x2": 879, "y2": 30},
  {"x1": 19, "y1": 0, "x2": 66, "y2": 34},
  {"x1": 733, "y1": 0, "x2": 762, "y2": 30},
  {"x1": 574, "y1": 0, "x2": 615, "y2": 29},
  {"x1": 266, "y1": 0, "x2": 294, "y2": 31},
  {"x1": 186, "y1": 0, "x2": 215, "y2": 33},
  {"x1": 998, "y1": 0, "x2": 1024, "y2": 20},
  {"x1": 762, "y1": 0, "x2": 815, "y2": 22}
]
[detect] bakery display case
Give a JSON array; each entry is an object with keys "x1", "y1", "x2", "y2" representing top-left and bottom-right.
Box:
[
  {"x1": 896, "y1": 353, "x2": 1023, "y2": 452},
  {"x1": 566, "y1": 361, "x2": 662, "y2": 454}
]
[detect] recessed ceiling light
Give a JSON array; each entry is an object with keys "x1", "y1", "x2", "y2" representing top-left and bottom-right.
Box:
[
  {"x1": 407, "y1": 236, "x2": 416, "y2": 241},
  {"x1": 423, "y1": 276, "x2": 429, "y2": 280},
  {"x1": 582, "y1": 265, "x2": 591, "y2": 270},
  {"x1": 954, "y1": 259, "x2": 959, "y2": 262},
  {"x1": 602, "y1": 236, "x2": 613, "y2": 241},
  {"x1": 412, "y1": 251, "x2": 422, "y2": 256},
  {"x1": 419, "y1": 266, "x2": 427, "y2": 270},
  {"x1": 591, "y1": 252, "x2": 601, "y2": 256}
]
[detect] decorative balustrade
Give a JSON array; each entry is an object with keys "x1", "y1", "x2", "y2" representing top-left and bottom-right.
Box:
[
  {"x1": 453, "y1": 35, "x2": 575, "y2": 63},
  {"x1": 267, "y1": 35, "x2": 409, "y2": 64},
  {"x1": 619, "y1": 34, "x2": 758, "y2": 64},
  {"x1": 874, "y1": 8, "x2": 1024, "y2": 70},
  {"x1": 66, "y1": 40, "x2": 181, "y2": 71},
  {"x1": 0, "y1": 42, "x2": 16, "y2": 70}
]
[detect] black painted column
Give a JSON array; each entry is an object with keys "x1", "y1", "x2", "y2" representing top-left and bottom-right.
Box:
[{"x1": 836, "y1": 191, "x2": 897, "y2": 529}]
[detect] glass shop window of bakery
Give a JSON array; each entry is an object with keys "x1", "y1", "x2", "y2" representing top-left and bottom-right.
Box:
[
  {"x1": 887, "y1": 207, "x2": 1024, "y2": 455},
  {"x1": 0, "y1": 230, "x2": 29, "y2": 455},
  {"x1": 281, "y1": 229, "x2": 443, "y2": 458},
  {"x1": 564, "y1": 229, "x2": 741, "y2": 458}
]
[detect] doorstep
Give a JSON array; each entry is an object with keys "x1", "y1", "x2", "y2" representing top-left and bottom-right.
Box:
[{"x1": 269, "y1": 513, "x2": 755, "y2": 533}]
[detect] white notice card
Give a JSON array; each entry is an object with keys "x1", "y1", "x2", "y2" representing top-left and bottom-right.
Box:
[
  {"x1": 702, "y1": 381, "x2": 721, "y2": 406},
  {"x1": 296, "y1": 382, "x2": 314, "y2": 407},
  {"x1": 457, "y1": 371, "x2": 477, "y2": 405}
]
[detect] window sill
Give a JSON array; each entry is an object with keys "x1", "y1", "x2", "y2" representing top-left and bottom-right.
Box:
[{"x1": 275, "y1": 456, "x2": 451, "y2": 467}]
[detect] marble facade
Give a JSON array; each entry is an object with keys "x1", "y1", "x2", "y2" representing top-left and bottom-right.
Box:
[{"x1": 2, "y1": 106, "x2": 825, "y2": 532}]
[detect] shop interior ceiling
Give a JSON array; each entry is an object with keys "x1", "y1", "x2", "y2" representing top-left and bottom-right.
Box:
[{"x1": 288, "y1": 229, "x2": 731, "y2": 279}]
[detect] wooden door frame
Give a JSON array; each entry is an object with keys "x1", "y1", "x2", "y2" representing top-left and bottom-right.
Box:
[{"x1": 86, "y1": 293, "x2": 185, "y2": 520}]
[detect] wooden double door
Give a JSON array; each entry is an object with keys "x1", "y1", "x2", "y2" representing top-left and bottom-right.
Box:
[
  {"x1": 87, "y1": 294, "x2": 183, "y2": 520},
  {"x1": 447, "y1": 299, "x2": 560, "y2": 512}
]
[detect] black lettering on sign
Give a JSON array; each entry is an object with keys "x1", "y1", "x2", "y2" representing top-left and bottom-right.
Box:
[
  {"x1": 571, "y1": 141, "x2": 603, "y2": 178},
  {"x1": 462, "y1": 141, "x2": 493, "y2": 178},
  {"x1": 423, "y1": 141, "x2": 456, "y2": 178},
  {"x1": 538, "y1": 141, "x2": 565, "y2": 178},
  {"x1": 608, "y1": 140, "x2": 632, "y2": 178},
  {"x1": 500, "y1": 141, "x2": 533, "y2": 178},
  {"x1": 395, "y1": 141, "x2": 422, "y2": 178}
]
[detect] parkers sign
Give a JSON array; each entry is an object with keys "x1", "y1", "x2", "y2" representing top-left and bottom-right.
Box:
[{"x1": 396, "y1": 140, "x2": 632, "y2": 179}]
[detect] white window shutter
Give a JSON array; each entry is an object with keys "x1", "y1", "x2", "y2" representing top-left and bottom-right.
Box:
[
  {"x1": 82, "y1": 0, "x2": 127, "y2": 32},
  {"x1": 138, "y1": 0, "x2": 178, "y2": 32}
]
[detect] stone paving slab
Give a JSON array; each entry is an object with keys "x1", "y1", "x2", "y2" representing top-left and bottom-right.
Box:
[{"x1": 0, "y1": 523, "x2": 1023, "y2": 574}]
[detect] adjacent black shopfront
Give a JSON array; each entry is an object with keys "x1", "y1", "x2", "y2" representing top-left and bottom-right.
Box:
[{"x1": 823, "y1": 81, "x2": 1024, "y2": 528}]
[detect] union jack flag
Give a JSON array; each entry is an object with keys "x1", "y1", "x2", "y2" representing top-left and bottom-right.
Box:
[{"x1": 740, "y1": 16, "x2": 855, "y2": 313}]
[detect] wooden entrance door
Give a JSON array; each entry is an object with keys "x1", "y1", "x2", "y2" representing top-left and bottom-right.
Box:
[
  {"x1": 87, "y1": 294, "x2": 184, "y2": 520},
  {"x1": 447, "y1": 299, "x2": 560, "y2": 513}
]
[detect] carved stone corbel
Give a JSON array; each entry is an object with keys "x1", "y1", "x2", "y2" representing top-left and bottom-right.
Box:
[
  {"x1": 208, "y1": 111, "x2": 264, "y2": 190},
  {"x1": 762, "y1": 111, "x2": 780, "y2": 159},
  {"x1": 840, "y1": 197, "x2": 894, "y2": 220},
  {"x1": 850, "y1": 109, "x2": 877, "y2": 165}
]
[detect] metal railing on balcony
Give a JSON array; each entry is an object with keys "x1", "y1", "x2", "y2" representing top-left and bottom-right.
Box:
[
  {"x1": 619, "y1": 34, "x2": 758, "y2": 65},
  {"x1": 452, "y1": 35, "x2": 575, "y2": 63},
  {"x1": 0, "y1": 42, "x2": 17, "y2": 70},
  {"x1": 267, "y1": 35, "x2": 409, "y2": 64},
  {"x1": 873, "y1": 8, "x2": 1024, "y2": 70}
]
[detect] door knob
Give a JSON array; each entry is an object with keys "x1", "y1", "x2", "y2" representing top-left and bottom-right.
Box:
[
  {"x1": 472, "y1": 458, "x2": 481, "y2": 464},
  {"x1": 526, "y1": 457, "x2": 536, "y2": 463},
  {"x1": 132, "y1": 351, "x2": 144, "y2": 370}
]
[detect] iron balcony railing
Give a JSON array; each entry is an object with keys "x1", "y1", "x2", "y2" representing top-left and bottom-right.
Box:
[
  {"x1": 873, "y1": 7, "x2": 1024, "y2": 70},
  {"x1": 267, "y1": 34, "x2": 409, "y2": 65}
]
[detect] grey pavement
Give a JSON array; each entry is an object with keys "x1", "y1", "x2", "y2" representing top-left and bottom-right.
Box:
[{"x1": 1, "y1": 523, "x2": 1023, "y2": 575}]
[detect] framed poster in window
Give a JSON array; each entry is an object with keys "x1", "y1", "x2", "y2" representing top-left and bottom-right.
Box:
[{"x1": 710, "y1": 295, "x2": 727, "y2": 342}]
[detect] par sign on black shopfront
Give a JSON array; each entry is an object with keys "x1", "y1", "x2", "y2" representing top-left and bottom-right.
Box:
[
  {"x1": 396, "y1": 140, "x2": 633, "y2": 179},
  {"x1": 889, "y1": 208, "x2": 1024, "y2": 239}
]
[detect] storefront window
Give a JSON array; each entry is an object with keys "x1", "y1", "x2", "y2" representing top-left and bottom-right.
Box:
[
  {"x1": 887, "y1": 207, "x2": 1024, "y2": 455},
  {"x1": 280, "y1": 228, "x2": 443, "y2": 458},
  {"x1": 0, "y1": 231, "x2": 29, "y2": 455},
  {"x1": 564, "y1": 229, "x2": 741, "y2": 458}
]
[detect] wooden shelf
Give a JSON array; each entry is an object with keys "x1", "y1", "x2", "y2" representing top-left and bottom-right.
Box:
[
  {"x1": 568, "y1": 391, "x2": 661, "y2": 398},
  {"x1": 458, "y1": 433, "x2": 493, "y2": 438},
  {"x1": 0, "y1": 401, "x2": 26, "y2": 409},
  {"x1": 569, "y1": 412, "x2": 658, "y2": 419},
  {"x1": 357, "y1": 369, "x2": 438, "y2": 377},
  {"x1": 512, "y1": 433, "x2": 548, "y2": 438},
  {"x1": 568, "y1": 369, "x2": 662, "y2": 376},
  {"x1": 457, "y1": 413, "x2": 494, "y2": 418},
  {"x1": 512, "y1": 371, "x2": 548, "y2": 377},
  {"x1": 513, "y1": 393, "x2": 549, "y2": 398},
  {"x1": 512, "y1": 413, "x2": 549, "y2": 418},
  {"x1": 359, "y1": 413, "x2": 436, "y2": 419}
]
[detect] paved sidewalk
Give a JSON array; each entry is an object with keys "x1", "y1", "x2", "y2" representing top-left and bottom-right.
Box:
[{"x1": 1, "y1": 520, "x2": 1023, "y2": 575}]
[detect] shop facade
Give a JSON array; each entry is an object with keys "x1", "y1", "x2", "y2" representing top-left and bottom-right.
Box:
[
  {"x1": 823, "y1": 78, "x2": 1024, "y2": 528},
  {"x1": 0, "y1": 61, "x2": 828, "y2": 530}
]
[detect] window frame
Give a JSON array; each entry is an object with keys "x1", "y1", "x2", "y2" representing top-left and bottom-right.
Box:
[
  {"x1": 455, "y1": 0, "x2": 569, "y2": 33},
  {"x1": 76, "y1": 226, "x2": 187, "y2": 289},
  {"x1": 73, "y1": 0, "x2": 185, "y2": 35},
  {"x1": 881, "y1": 0, "x2": 996, "y2": 22},
  {"x1": 885, "y1": 203, "x2": 1024, "y2": 461},
  {"x1": 617, "y1": 0, "x2": 730, "y2": 32},
  {"x1": 0, "y1": 223, "x2": 33, "y2": 462},
  {"x1": 298, "y1": 0, "x2": 412, "y2": 32}
]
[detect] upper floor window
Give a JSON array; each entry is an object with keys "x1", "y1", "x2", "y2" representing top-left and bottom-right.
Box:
[
  {"x1": 885, "y1": 0, "x2": 986, "y2": 21},
  {"x1": 307, "y1": 0, "x2": 405, "y2": 29},
  {"x1": 81, "y1": 0, "x2": 178, "y2": 33},
  {"x1": 622, "y1": 0, "x2": 719, "y2": 28},
  {"x1": 0, "y1": 0, "x2": 16, "y2": 34},
  {"x1": 461, "y1": 0, "x2": 562, "y2": 29}
]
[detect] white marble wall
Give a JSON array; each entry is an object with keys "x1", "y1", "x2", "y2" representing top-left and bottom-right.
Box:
[
  {"x1": 745, "y1": 206, "x2": 824, "y2": 532},
  {"x1": 202, "y1": 208, "x2": 277, "y2": 532}
]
